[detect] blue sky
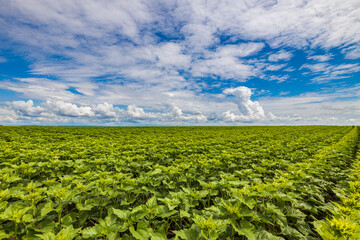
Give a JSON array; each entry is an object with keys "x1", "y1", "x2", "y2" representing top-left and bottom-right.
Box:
[{"x1": 0, "y1": 0, "x2": 360, "y2": 125}]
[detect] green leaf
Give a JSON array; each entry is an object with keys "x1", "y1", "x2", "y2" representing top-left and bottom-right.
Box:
[
  {"x1": 180, "y1": 210, "x2": 191, "y2": 218},
  {"x1": 146, "y1": 196, "x2": 157, "y2": 208},
  {"x1": 107, "y1": 232, "x2": 119, "y2": 240},
  {"x1": 0, "y1": 201, "x2": 32, "y2": 223},
  {"x1": 22, "y1": 232, "x2": 43, "y2": 240},
  {"x1": 36, "y1": 232, "x2": 56, "y2": 240},
  {"x1": 231, "y1": 220, "x2": 257, "y2": 240},
  {"x1": 0, "y1": 201, "x2": 8, "y2": 211},
  {"x1": 81, "y1": 225, "x2": 102, "y2": 238},
  {"x1": 41, "y1": 201, "x2": 54, "y2": 217},
  {"x1": 255, "y1": 229, "x2": 284, "y2": 240},
  {"x1": 242, "y1": 197, "x2": 256, "y2": 210},
  {"x1": 61, "y1": 214, "x2": 74, "y2": 227},
  {"x1": 112, "y1": 208, "x2": 131, "y2": 220},
  {"x1": 103, "y1": 214, "x2": 117, "y2": 227},
  {"x1": 76, "y1": 198, "x2": 97, "y2": 211},
  {"x1": 34, "y1": 219, "x2": 56, "y2": 233},
  {"x1": 55, "y1": 226, "x2": 78, "y2": 240},
  {"x1": 129, "y1": 222, "x2": 150, "y2": 240},
  {"x1": 22, "y1": 213, "x2": 34, "y2": 222},
  {"x1": 149, "y1": 231, "x2": 167, "y2": 240},
  {"x1": 173, "y1": 224, "x2": 201, "y2": 240},
  {"x1": 155, "y1": 205, "x2": 177, "y2": 218},
  {"x1": 313, "y1": 221, "x2": 337, "y2": 240},
  {"x1": 0, "y1": 229, "x2": 11, "y2": 240},
  {"x1": 280, "y1": 225, "x2": 306, "y2": 239},
  {"x1": 131, "y1": 205, "x2": 148, "y2": 221}
]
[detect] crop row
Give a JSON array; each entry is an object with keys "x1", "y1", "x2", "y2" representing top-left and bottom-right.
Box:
[{"x1": 315, "y1": 127, "x2": 360, "y2": 239}]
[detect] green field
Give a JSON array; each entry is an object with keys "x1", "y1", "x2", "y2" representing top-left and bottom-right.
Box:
[{"x1": 0, "y1": 126, "x2": 359, "y2": 239}]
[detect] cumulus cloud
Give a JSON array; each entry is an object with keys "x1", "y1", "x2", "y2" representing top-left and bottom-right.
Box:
[
  {"x1": 117, "y1": 105, "x2": 207, "y2": 122},
  {"x1": 2, "y1": 100, "x2": 209, "y2": 124},
  {"x1": 8, "y1": 100, "x2": 44, "y2": 116},
  {"x1": 93, "y1": 103, "x2": 117, "y2": 118},
  {"x1": 46, "y1": 101, "x2": 94, "y2": 117},
  {"x1": 223, "y1": 86, "x2": 265, "y2": 119},
  {"x1": 126, "y1": 105, "x2": 149, "y2": 119}
]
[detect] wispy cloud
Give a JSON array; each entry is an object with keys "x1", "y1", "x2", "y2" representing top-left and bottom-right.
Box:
[
  {"x1": 268, "y1": 50, "x2": 293, "y2": 62},
  {"x1": 301, "y1": 63, "x2": 360, "y2": 83},
  {"x1": 259, "y1": 84, "x2": 360, "y2": 125},
  {"x1": 307, "y1": 54, "x2": 333, "y2": 62}
]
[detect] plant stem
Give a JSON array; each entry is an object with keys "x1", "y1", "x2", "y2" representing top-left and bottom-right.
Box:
[
  {"x1": 208, "y1": 191, "x2": 211, "y2": 207},
  {"x1": 15, "y1": 222, "x2": 18, "y2": 240},
  {"x1": 58, "y1": 201, "x2": 62, "y2": 224}
]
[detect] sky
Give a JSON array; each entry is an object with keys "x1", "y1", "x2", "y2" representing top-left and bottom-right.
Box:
[{"x1": 0, "y1": 0, "x2": 359, "y2": 126}]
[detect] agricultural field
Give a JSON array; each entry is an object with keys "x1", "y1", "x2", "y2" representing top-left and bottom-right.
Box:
[{"x1": 0, "y1": 126, "x2": 359, "y2": 240}]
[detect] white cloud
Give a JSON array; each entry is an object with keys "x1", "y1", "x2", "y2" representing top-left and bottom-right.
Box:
[
  {"x1": 93, "y1": 103, "x2": 117, "y2": 118},
  {"x1": 126, "y1": 105, "x2": 149, "y2": 119},
  {"x1": 265, "y1": 63, "x2": 287, "y2": 71},
  {"x1": 47, "y1": 101, "x2": 94, "y2": 117},
  {"x1": 258, "y1": 85, "x2": 360, "y2": 125},
  {"x1": 218, "y1": 86, "x2": 300, "y2": 123},
  {"x1": 308, "y1": 54, "x2": 333, "y2": 62},
  {"x1": 301, "y1": 63, "x2": 360, "y2": 83},
  {"x1": 214, "y1": 43, "x2": 265, "y2": 58},
  {"x1": 181, "y1": 23, "x2": 217, "y2": 51},
  {"x1": 0, "y1": 56, "x2": 7, "y2": 63},
  {"x1": 283, "y1": 67, "x2": 296, "y2": 72},
  {"x1": 122, "y1": 105, "x2": 208, "y2": 122},
  {"x1": 223, "y1": 86, "x2": 265, "y2": 118},
  {"x1": 0, "y1": 78, "x2": 79, "y2": 101},
  {"x1": 342, "y1": 45, "x2": 360, "y2": 60},
  {"x1": 154, "y1": 43, "x2": 191, "y2": 68},
  {"x1": 1, "y1": 99, "x2": 210, "y2": 124},
  {"x1": 268, "y1": 75, "x2": 289, "y2": 83},
  {"x1": 1, "y1": 0, "x2": 152, "y2": 43},
  {"x1": 268, "y1": 50, "x2": 293, "y2": 62},
  {"x1": 191, "y1": 57, "x2": 255, "y2": 80},
  {"x1": 9, "y1": 100, "x2": 44, "y2": 116},
  {"x1": 191, "y1": 42, "x2": 264, "y2": 80}
]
